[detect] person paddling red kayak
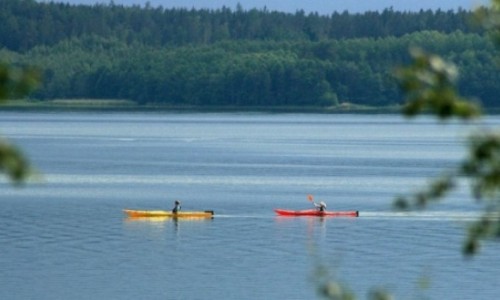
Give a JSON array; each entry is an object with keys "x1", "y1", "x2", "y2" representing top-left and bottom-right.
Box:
[
  {"x1": 274, "y1": 195, "x2": 359, "y2": 217},
  {"x1": 308, "y1": 194, "x2": 327, "y2": 212}
]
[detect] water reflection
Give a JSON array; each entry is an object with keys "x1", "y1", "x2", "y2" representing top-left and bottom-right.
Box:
[
  {"x1": 274, "y1": 215, "x2": 328, "y2": 238},
  {"x1": 124, "y1": 216, "x2": 171, "y2": 223},
  {"x1": 124, "y1": 216, "x2": 214, "y2": 235},
  {"x1": 4, "y1": 112, "x2": 500, "y2": 300}
]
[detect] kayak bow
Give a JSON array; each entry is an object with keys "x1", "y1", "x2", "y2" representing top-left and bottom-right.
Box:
[
  {"x1": 274, "y1": 209, "x2": 359, "y2": 217},
  {"x1": 123, "y1": 209, "x2": 214, "y2": 218}
]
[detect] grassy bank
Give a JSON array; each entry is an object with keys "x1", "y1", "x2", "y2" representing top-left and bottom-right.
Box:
[{"x1": 3, "y1": 99, "x2": 136, "y2": 108}]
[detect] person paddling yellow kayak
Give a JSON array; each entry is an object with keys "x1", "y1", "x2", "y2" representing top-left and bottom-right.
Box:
[{"x1": 172, "y1": 200, "x2": 181, "y2": 213}]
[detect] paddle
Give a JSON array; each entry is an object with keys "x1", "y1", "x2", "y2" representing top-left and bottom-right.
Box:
[{"x1": 307, "y1": 194, "x2": 316, "y2": 207}]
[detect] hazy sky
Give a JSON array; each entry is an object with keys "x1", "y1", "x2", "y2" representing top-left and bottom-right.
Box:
[{"x1": 40, "y1": 0, "x2": 490, "y2": 14}]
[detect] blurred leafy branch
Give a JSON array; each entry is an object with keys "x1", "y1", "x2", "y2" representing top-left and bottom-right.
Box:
[
  {"x1": 476, "y1": 0, "x2": 500, "y2": 46},
  {"x1": 394, "y1": 0, "x2": 500, "y2": 256},
  {"x1": 0, "y1": 63, "x2": 39, "y2": 183},
  {"x1": 318, "y1": 1, "x2": 500, "y2": 299},
  {"x1": 395, "y1": 47, "x2": 481, "y2": 119}
]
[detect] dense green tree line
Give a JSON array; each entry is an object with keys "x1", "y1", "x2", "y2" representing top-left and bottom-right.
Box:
[
  {"x1": 1, "y1": 1, "x2": 499, "y2": 108},
  {"x1": 3, "y1": 31, "x2": 496, "y2": 108},
  {"x1": 0, "y1": 0, "x2": 483, "y2": 52}
]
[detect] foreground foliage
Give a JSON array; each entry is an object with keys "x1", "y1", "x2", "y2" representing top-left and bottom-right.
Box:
[
  {"x1": 0, "y1": 63, "x2": 38, "y2": 182},
  {"x1": 395, "y1": 1, "x2": 500, "y2": 257}
]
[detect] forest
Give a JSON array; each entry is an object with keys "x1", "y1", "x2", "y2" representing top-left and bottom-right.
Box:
[{"x1": 1, "y1": 0, "x2": 499, "y2": 109}]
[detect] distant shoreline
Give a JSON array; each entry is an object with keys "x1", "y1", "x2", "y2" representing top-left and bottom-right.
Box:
[
  {"x1": 1, "y1": 99, "x2": 403, "y2": 114},
  {"x1": 5, "y1": 99, "x2": 499, "y2": 115}
]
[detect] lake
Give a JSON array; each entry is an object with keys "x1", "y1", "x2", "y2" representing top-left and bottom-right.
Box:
[{"x1": 0, "y1": 112, "x2": 499, "y2": 299}]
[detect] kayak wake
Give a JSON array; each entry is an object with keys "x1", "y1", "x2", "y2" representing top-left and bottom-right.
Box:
[{"x1": 360, "y1": 211, "x2": 485, "y2": 221}]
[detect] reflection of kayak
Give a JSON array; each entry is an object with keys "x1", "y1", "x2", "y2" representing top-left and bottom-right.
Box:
[
  {"x1": 123, "y1": 209, "x2": 214, "y2": 218},
  {"x1": 274, "y1": 209, "x2": 359, "y2": 217},
  {"x1": 124, "y1": 216, "x2": 171, "y2": 222}
]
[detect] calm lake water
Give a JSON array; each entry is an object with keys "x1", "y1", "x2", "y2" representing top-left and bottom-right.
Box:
[{"x1": 0, "y1": 112, "x2": 499, "y2": 299}]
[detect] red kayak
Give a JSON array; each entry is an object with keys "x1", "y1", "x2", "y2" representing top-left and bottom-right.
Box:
[{"x1": 274, "y1": 209, "x2": 359, "y2": 217}]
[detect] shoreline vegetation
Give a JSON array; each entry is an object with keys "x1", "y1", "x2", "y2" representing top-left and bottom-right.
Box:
[{"x1": 1, "y1": 99, "x2": 403, "y2": 113}]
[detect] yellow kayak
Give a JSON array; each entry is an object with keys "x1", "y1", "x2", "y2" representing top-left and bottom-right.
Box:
[{"x1": 123, "y1": 209, "x2": 214, "y2": 218}]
